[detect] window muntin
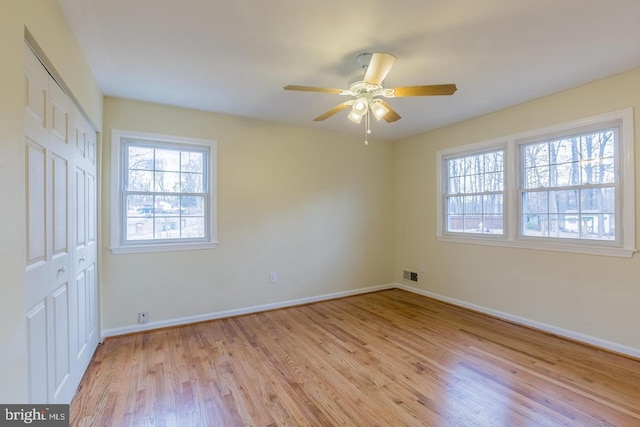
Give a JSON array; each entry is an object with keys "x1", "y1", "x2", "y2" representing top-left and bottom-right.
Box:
[
  {"x1": 111, "y1": 129, "x2": 217, "y2": 254},
  {"x1": 519, "y1": 128, "x2": 617, "y2": 242},
  {"x1": 444, "y1": 149, "x2": 504, "y2": 235}
]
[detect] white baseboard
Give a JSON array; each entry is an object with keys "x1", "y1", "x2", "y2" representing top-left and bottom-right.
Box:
[
  {"x1": 101, "y1": 283, "x2": 396, "y2": 339},
  {"x1": 396, "y1": 283, "x2": 640, "y2": 359},
  {"x1": 101, "y1": 281, "x2": 640, "y2": 360}
]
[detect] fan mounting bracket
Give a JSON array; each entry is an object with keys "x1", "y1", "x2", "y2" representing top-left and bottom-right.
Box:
[{"x1": 356, "y1": 53, "x2": 373, "y2": 70}]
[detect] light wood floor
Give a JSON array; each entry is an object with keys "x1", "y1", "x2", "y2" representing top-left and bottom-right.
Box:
[{"x1": 70, "y1": 289, "x2": 640, "y2": 426}]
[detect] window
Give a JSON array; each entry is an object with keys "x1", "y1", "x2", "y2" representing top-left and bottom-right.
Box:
[
  {"x1": 444, "y1": 149, "x2": 504, "y2": 235},
  {"x1": 436, "y1": 109, "x2": 635, "y2": 257},
  {"x1": 520, "y1": 128, "x2": 616, "y2": 241},
  {"x1": 111, "y1": 129, "x2": 217, "y2": 254}
]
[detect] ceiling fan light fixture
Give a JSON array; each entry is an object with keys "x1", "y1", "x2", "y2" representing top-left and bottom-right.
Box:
[
  {"x1": 352, "y1": 97, "x2": 369, "y2": 115},
  {"x1": 348, "y1": 110, "x2": 364, "y2": 123},
  {"x1": 370, "y1": 100, "x2": 389, "y2": 121}
]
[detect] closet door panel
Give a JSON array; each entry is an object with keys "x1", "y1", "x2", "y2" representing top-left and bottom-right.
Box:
[
  {"x1": 50, "y1": 152, "x2": 70, "y2": 294},
  {"x1": 51, "y1": 283, "x2": 71, "y2": 402},
  {"x1": 26, "y1": 300, "x2": 48, "y2": 403},
  {"x1": 25, "y1": 139, "x2": 49, "y2": 312}
]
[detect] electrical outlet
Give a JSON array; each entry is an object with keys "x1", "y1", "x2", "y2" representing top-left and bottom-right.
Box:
[
  {"x1": 269, "y1": 272, "x2": 277, "y2": 283},
  {"x1": 139, "y1": 312, "x2": 148, "y2": 324}
]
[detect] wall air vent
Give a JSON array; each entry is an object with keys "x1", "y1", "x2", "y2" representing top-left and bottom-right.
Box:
[{"x1": 403, "y1": 270, "x2": 418, "y2": 282}]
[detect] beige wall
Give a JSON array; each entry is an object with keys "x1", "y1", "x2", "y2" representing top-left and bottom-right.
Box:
[
  {"x1": 395, "y1": 68, "x2": 640, "y2": 351},
  {"x1": 101, "y1": 97, "x2": 396, "y2": 330},
  {"x1": 0, "y1": 0, "x2": 30, "y2": 404},
  {"x1": 0, "y1": 0, "x2": 102, "y2": 402}
]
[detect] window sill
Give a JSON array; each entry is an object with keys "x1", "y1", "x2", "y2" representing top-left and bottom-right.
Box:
[
  {"x1": 110, "y1": 241, "x2": 218, "y2": 255},
  {"x1": 436, "y1": 234, "x2": 636, "y2": 258}
]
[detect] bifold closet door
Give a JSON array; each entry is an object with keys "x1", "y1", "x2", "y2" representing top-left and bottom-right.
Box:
[{"x1": 24, "y1": 42, "x2": 99, "y2": 404}]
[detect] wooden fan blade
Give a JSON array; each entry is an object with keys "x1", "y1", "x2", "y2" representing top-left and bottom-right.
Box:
[
  {"x1": 392, "y1": 84, "x2": 457, "y2": 97},
  {"x1": 363, "y1": 53, "x2": 397, "y2": 86},
  {"x1": 284, "y1": 85, "x2": 345, "y2": 94},
  {"x1": 379, "y1": 100, "x2": 401, "y2": 122},
  {"x1": 313, "y1": 102, "x2": 352, "y2": 121}
]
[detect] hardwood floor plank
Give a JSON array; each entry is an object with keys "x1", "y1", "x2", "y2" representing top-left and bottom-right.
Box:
[{"x1": 70, "y1": 290, "x2": 640, "y2": 426}]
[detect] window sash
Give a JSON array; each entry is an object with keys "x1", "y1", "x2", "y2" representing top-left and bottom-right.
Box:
[
  {"x1": 443, "y1": 149, "x2": 505, "y2": 235},
  {"x1": 123, "y1": 141, "x2": 209, "y2": 193},
  {"x1": 517, "y1": 126, "x2": 620, "y2": 244},
  {"x1": 121, "y1": 141, "x2": 211, "y2": 245},
  {"x1": 519, "y1": 186, "x2": 617, "y2": 242},
  {"x1": 121, "y1": 190, "x2": 210, "y2": 244}
]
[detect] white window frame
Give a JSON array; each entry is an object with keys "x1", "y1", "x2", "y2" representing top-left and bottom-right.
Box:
[
  {"x1": 110, "y1": 129, "x2": 218, "y2": 254},
  {"x1": 436, "y1": 108, "x2": 636, "y2": 258}
]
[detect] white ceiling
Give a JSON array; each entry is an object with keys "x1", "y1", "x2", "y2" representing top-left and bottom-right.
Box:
[{"x1": 58, "y1": 0, "x2": 640, "y2": 141}]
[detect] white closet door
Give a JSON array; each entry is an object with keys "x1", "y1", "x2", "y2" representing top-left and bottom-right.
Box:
[
  {"x1": 24, "y1": 42, "x2": 99, "y2": 404},
  {"x1": 25, "y1": 42, "x2": 57, "y2": 404},
  {"x1": 71, "y1": 113, "x2": 99, "y2": 383},
  {"x1": 48, "y1": 78, "x2": 74, "y2": 404}
]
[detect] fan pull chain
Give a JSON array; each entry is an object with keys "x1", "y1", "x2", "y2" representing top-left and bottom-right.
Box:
[{"x1": 364, "y1": 110, "x2": 371, "y2": 145}]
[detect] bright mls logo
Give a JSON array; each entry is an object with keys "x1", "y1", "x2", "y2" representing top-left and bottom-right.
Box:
[{"x1": 0, "y1": 405, "x2": 68, "y2": 426}]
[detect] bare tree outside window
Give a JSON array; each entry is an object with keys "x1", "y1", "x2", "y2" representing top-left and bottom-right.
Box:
[
  {"x1": 445, "y1": 149, "x2": 504, "y2": 234},
  {"x1": 521, "y1": 128, "x2": 616, "y2": 241}
]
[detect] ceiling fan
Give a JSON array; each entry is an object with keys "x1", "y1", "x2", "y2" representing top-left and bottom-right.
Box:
[{"x1": 284, "y1": 52, "x2": 457, "y2": 143}]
